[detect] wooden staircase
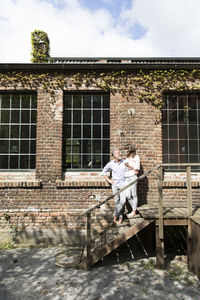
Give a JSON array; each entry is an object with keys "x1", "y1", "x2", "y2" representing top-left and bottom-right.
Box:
[{"x1": 78, "y1": 214, "x2": 154, "y2": 269}]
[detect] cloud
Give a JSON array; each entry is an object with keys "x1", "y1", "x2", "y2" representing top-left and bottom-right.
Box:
[{"x1": 0, "y1": 0, "x2": 200, "y2": 62}]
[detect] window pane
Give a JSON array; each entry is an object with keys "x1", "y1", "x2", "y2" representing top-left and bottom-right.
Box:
[
  {"x1": 20, "y1": 155, "x2": 29, "y2": 169},
  {"x1": 73, "y1": 125, "x2": 81, "y2": 138},
  {"x1": 0, "y1": 125, "x2": 9, "y2": 138},
  {"x1": 1, "y1": 95, "x2": 10, "y2": 108},
  {"x1": 93, "y1": 155, "x2": 101, "y2": 168},
  {"x1": 103, "y1": 154, "x2": 110, "y2": 166},
  {"x1": 21, "y1": 110, "x2": 30, "y2": 123},
  {"x1": 11, "y1": 110, "x2": 20, "y2": 123},
  {"x1": 188, "y1": 110, "x2": 197, "y2": 123},
  {"x1": 31, "y1": 94, "x2": 37, "y2": 108},
  {"x1": 103, "y1": 110, "x2": 110, "y2": 123},
  {"x1": 93, "y1": 125, "x2": 101, "y2": 138},
  {"x1": 20, "y1": 140, "x2": 29, "y2": 153},
  {"x1": 83, "y1": 125, "x2": 91, "y2": 138},
  {"x1": 169, "y1": 140, "x2": 178, "y2": 154},
  {"x1": 21, "y1": 125, "x2": 29, "y2": 138},
  {"x1": 72, "y1": 140, "x2": 81, "y2": 154},
  {"x1": 10, "y1": 155, "x2": 18, "y2": 169},
  {"x1": 83, "y1": 140, "x2": 91, "y2": 153},
  {"x1": 31, "y1": 125, "x2": 36, "y2": 138},
  {"x1": 83, "y1": 110, "x2": 91, "y2": 123},
  {"x1": 30, "y1": 155, "x2": 36, "y2": 169},
  {"x1": 169, "y1": 125, "x2": 177, "y2": 139},
  {"x1": 21, "y1": 94, "x2": 30, "y2": 108},
  {"x1": 0, "y1": 140, "x2": 9, "y2": 153},
  {"x1": 93, "y1": 140, "x2": 101, "y2": 153},
  {"x1": 103, "y1": 125, "x2": 109, "y2": 138},
  {"x1": 189, "y1": 140, "x2": 198, "y2": 155},
  {"x1": 103, "y1": 140, "x2": 110, "y2": 153},
  {"x1": 73, "y1": 95, "x2": 81, "y2": 108},
  {"x1": 83, "y1": 95, "x2": 91, "y2": 108},
  {"x1": 103, "y1": 94, "x2": 110, "y2": 108},
  {"x1": 11, "y1": 125, "x2": 19, "y2": 138},
  {"x1": 178, "y1": 95, "x2": 187, "y2": 109},
  {"x1": 11, "y1": 95, "x2": 20, "y2": 108},
  {"x1": 30, "y1": 140, "x2": 36, "y2": 153},
  {"x1": 82, "y1": 155, "x2": 91, "y2": 169},
  {"x1": 189, "y1": 125, "x2": 197, "y2": 139},
  {"x1": 0, "y1": 155, "x2": 8, "y2": 169},
  {"x1": 65, "y1": 110, "x2": 71, "y2": 123},
  {"x1": 73, "y1": 110, "x2": 81, "y2": 123},
  {"x1": 64, "y1": 125, "x2": 71, "y2": 138},
  {"x1": 188, "y1": 95, "x2": 197, "y2": 109},
  {"x1": 168, "y1": 95, "x2": 177, "y2": 109},
  {"x1": 168, "y1": 110, "x2": 177, "y2": 123},
  {"x1": 72, "y1": 154, "x2": 81, "y2": 168},
  {"x1": 31, "y1": 110, "x2": 36, "y2": 123},
  {"x1": 10, "y1": 140, "x2": 19, "y2": 153},
  {"x1": 1, "y1": 110, "x2": 10, "y2": 123},
  {"x1": 179, "y1": 125, "x2": 187, "y2": 139},
  {"x1": 93, "y1": 95, "x2": 101, "y2": 108},
  {"x1": 64, "y1": 94, "x2": 72, "y2": 108},
  {"x1": 93, "y1": 110, "x2": 101, "y2": 123}
]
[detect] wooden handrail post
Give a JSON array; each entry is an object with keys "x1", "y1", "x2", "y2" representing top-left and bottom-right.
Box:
[
  {"x1": 158, "y1": 166, "x2": 163, "y2": 239},
  {"x1": 86, "y1": 212, "x2": 91, "y2": 271},
  {"x1": 156, "y1": 165, "x2": 164, "y2": 269},
  {"x1": 186, "y1": 165, "x2": 192, "y2": 218}
]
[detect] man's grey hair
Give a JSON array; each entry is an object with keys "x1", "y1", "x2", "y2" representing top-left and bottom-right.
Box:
[{"x1": 112, "y1": 147, "x2": 120, "y2": 157}]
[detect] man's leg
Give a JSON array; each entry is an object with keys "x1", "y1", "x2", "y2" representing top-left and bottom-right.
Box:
[
  {"x1": 112, "y1": 185, "x2": 120, "y2": 222},
  {"x1": 116, "y1": 182, "x2": 126, "y2": 221}
]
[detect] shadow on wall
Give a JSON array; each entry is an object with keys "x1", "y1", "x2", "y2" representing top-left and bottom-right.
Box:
[{"x1": 138, "y1": 163, "x2": 149, "y2": 206}]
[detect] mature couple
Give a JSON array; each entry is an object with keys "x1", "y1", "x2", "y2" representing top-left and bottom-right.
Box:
[{"x1": 102, "y1": 145, "x2": 140, "y2": 224}]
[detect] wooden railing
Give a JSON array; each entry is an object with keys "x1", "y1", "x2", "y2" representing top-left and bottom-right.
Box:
[{"x1": 85, "y1": 163, "x2": 200, "y2": 270}]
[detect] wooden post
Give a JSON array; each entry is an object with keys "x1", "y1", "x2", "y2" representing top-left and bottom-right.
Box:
[
  {"x1": 186, "y1": 165, "x2": 192, "y2": 270},
  {"x1": 86, "y1": 212, "x2": 91, "y2": 271},
  {"x1": 186, "y1": 166, "x2": 192, "y2": 220},
  {"x1": 156, "y1": 166, "x2": 164, "y2": 269}
]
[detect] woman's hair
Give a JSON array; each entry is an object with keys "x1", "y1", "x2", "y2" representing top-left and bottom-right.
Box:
[{"x1": 125, "y1": 144, "x2": 136, "y2": 157}]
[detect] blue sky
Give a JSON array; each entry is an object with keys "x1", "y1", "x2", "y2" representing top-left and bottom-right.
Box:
[{"x1": 0, "y1": 0, "x2": 200, "y2": 62}]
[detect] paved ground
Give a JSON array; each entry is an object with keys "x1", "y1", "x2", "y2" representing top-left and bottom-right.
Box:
[{"x1": 0, "y1": 247, "x2": 200, "y2": 300}]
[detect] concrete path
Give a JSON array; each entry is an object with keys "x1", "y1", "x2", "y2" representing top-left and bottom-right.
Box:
[{"x1": 0, "y1": 247, "x2": 200, "y2": 300}]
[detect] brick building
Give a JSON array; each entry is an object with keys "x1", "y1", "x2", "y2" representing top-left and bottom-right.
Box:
[{"x1": 0, "y1": 57, "x2": 200, "y2": 245}]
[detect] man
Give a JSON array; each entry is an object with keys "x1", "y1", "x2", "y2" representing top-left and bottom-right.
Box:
[{"x1": 102, "y1": 148, "x2": 126, "y2": 224}]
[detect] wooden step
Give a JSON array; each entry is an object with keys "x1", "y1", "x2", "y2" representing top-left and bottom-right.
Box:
[{"x1": 79, "y1": 218, "x2": 154, "y2": 269}]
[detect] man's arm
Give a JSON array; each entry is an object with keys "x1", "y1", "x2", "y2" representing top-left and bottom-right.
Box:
[{"x1": 102, "y1": 162, "x2": 114, "y2": 185}]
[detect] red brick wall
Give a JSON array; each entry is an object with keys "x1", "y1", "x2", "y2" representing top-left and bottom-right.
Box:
[{"x1": 0, "y1": 71, "x2": 199, "y2": 242}]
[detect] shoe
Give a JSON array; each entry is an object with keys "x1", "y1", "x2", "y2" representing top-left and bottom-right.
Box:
[{"x1": 127, "y1": 211, "x2": 136, "y2": 218}]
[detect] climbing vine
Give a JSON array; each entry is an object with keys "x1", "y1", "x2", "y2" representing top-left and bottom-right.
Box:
[
  {"x1": 31, "y1": 30, "x2": 50, "y2": 63},
  {"x1": 1, "y1": 69, "x2": 200, "y2": 110}
]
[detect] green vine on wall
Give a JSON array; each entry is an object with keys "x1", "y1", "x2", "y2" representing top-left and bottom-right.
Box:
[
  {"x1": 31, "y1": 30, "x2": 50, "y2": 63},
  {"x1": 1, "y1": 69, "x2": 200, "y2": 110}
]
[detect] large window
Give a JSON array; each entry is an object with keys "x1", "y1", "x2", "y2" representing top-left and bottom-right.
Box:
[
  {"x1": 63, "y1": 93, "x2": 110, "y2": 170},
  {"x1": 0, "y1": 92, "x2": 37, "y2": 170},
  {"x1": 162, "y1": 93, "x2": 200, "y2": 171}
]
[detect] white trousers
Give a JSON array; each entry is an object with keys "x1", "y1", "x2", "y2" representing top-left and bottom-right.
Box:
[{"x1": 125, "y1": 175, "x2": 138, "y2": 211}]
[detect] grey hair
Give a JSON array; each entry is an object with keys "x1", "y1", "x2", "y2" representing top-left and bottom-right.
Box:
[{"x1": 112, "y1": 147, "x2": 120, "y2": 157}]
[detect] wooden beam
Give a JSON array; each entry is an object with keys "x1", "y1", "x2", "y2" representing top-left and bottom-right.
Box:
[
  {"x1": 156, "y1": 225, "x2": 164, "y2": 269},
  {"x1": 158, "y1": 166, "x2": 164, "y2": 239},
  {"x1": 155, "y1": 219, "x2": 188, "y2": 226}
]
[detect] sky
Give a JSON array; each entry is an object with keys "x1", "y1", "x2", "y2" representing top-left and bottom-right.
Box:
[{"x1": 0, "y1": 0, "x2": 200, "y2": 62}]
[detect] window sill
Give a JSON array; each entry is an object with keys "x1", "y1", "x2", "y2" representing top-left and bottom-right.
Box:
[
  {"x1": 163, "y1": 181, "x2": 200, "y2": 187},
  {"x1": 0, "y1": 180, "x2": 42, "y2": 188},
  {"x1": 56, "y1": 180, "x2": 110, "y2": 188}
]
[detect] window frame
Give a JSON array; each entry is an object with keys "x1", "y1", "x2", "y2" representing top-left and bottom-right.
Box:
[
  {"x1": 162, "y1": 92, "x2": 200, "y2": 171},
  {"x1": 0, "y1": 91, "x2": 37, "y2": 171},
  {"x1": 63, "y1": 91, "x2": 110, "y2": 171}
]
